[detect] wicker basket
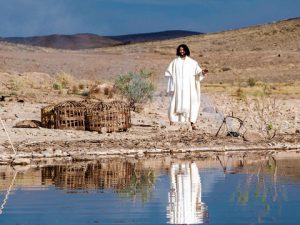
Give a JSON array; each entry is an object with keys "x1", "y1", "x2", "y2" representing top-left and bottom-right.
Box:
[
  {"x1": 86, "y1": 100, "x2": 131, "y2": 133},
  {"x1": 54, "y1": 101, "x2": 86, "y2": 130},
  {"x1": 41, "y1": 104, "x2": 55, "y2": 129},
  {"x1": 41, "y1": 101, "x2": 85, "y2": 130}
]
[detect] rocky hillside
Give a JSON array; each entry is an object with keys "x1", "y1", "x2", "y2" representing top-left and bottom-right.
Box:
[{"x1": 0, "y1": 18, "x2": 299, "y2": 85}]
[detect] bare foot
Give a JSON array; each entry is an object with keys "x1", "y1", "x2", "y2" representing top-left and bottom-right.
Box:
[{"x1": 191, "y1": 122, "x2": 196, "y2": 130}]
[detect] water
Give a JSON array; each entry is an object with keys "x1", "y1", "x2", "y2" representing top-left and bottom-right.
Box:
[{"x1": 0, "y1": 156, "x2": 300, "y2": 225}]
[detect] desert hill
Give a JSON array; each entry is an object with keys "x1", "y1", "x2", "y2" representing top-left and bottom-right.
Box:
[
  {"x1": 0, "y1": 17, "x2": 299, "y2": 87},
  {"x1": 108, "y1": 30, "x2": 201, "y2": 43},
  {"x1": 1, "y1": 30, "x2": 201, "y2": 50},
  {"x1": 2, "y1": 33, "x2": 122, "y2": 50}
]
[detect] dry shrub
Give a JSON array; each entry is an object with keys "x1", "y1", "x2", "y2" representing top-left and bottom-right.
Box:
[
  {"x1": 236, "y1": 87, "x2": 246, "y2": 100},
  {"x1": 218, "y1": 84, "x2": 285, "y2": 140},
  {"x1": 247, "y1": 77, "x2": 257, "y2": 87},
  {"x1": 78, "y1": 83, "x2": 85, "y2": 90},
  {"x1": 78, "y1": 80, "x2": 91, "y2": 90},
  {"x1": 89, "y1": 84, "x2": 100, "y2": 94},
  {"x1": 53, "y1": 71, "x2": 75, "y2": 89},
  {"x1": 89, "y1": 83, "x2": 116, "y2": 99},
  {"x1": 244, "y1": 96, "x2": 282, "y2": 139},
  {"x1": 235, "y1": 84, "x2": 282, "y2": 139},
  {"x1": 71, "y1": 85, "x2": 79, "y2": 94},
  {"x1": 10, "y1": 78, "x2": 24, "y2": 91}
]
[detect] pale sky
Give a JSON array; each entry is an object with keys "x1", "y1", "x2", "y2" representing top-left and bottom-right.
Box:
[{"x1": 0, "y1": 0, "x2": 299, "y2": 37}]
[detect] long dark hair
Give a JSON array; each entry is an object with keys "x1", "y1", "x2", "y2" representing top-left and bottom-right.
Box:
[{"x1": 176, "y1": 44, "x2": 190, "y2": 56}]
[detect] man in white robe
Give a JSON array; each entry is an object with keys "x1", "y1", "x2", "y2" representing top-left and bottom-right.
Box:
[{"x1": 165, "y1": 44, "x2": 208, "y2": 130}]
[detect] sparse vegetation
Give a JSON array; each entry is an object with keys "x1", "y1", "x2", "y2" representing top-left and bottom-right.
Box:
[
  {"x1": 247, "y1": 77, "x2": 257, "y2": 87},
  {"x1": 53, "y1": 82, "x2": 62, "y2": 90},
  {"x1": 213, "y1": 82, "x2": 292, "y2": 140},
  {"x1": 71, "y1": 85, "x2": 79, "y2": 94},
  {"x1": 202, "y1": 82, "x2": 300, "y2": 96},
  {"x1": 236, "y1": 86, "x2": 246, "y2": 100},
  {"x1": 240, "y1": 86, "x2": 282, "y2": 140},
  {"x1": 10, "y1": 78, "x2": 24, "y2": 91},
  {"x1": 115, "y1": 70, "x2": 155, "y2": 111},
  {"x1": 77, "y1": 79, "x2": 91, "y2": 90},
  {"x1": 53, "y1": 71, "x2": 75, "y2": 89},
  {"x1": 250, "y1": 97, "x2": 281, "y2": 139}
]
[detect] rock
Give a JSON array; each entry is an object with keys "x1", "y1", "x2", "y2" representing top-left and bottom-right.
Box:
[
  {"x1": 42, "y1": 148, "x2": 54, "y2": 157},
  {"x1": 14, "y1": 120, "x2": 41, "y2": 128},
  {"x1": 220, "y1": 67, "x2": 231, "y2": 72},
  {"x1": 12, "y1": 158, "x2": 31, "y2": 165},
  {"x1": 32, "y1": 153, "x2": 44, "y2": 158},
  {"x1": 54, "y1": 149, "x2": 63, "y2": 156},
  {"x1": 164, "y1": 142, "x2": 171, "y2": 148},
  {"x1": 202, "y1": 107, "x2": 216, "y2": 113},
  {"x1": 100, "y1": 127, "x2": 107, "y2": 133},
  {"x1": 243, "y1": 131, "x2": 263, "y2": 142},
  {"x1": 159, "y1": 120, "x2": 167, "y2": 129},
  {"x1": 176, "y1": 143, "x2": 186, "y2": 148},
  {"x1": 0, "y1": 145, "x2": 6, "y2": 152}
]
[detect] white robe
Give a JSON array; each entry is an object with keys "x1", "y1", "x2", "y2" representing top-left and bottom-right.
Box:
[
  {"x1": 165, "y1": 56, "x2": 205, "y2": 123},
  {"x1": 166, "y1": 163, "x2": 208, "y2": 224}
]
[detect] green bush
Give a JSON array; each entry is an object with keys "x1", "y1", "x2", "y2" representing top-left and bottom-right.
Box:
[
  {"x1": 115, "y1": 70, "x2": 155, "y2": 110},
  {"x1": 53, "y1": 82, "x2": 62, "y2": 90}
]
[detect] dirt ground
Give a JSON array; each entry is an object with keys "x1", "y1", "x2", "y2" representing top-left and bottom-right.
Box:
[{"x1": 0, "y1": 90, "x2": 299, "y2": 164}]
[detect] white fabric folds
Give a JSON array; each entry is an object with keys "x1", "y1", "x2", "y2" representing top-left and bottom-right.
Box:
[{"x1": 165, "y1": 56, "x2": 205, "y2": 123}]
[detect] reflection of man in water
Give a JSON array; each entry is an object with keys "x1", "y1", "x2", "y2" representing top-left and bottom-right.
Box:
[{"x1": 167, "y1": 163, "x2": 208, "y2": 224}]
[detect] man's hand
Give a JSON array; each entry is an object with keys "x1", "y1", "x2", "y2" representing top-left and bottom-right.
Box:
[{"x1": 203, "y1": 69, "x2": 209, "y2": 75}]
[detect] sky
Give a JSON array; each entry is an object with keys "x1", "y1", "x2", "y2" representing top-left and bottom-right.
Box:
[{"x1": 0, "y1": 0, "x2": 299, "y2": 37}]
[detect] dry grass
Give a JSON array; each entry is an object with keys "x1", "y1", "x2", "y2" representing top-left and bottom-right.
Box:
[{"x1": 202, "y1": 82, "x2": 300, "y2": 97}]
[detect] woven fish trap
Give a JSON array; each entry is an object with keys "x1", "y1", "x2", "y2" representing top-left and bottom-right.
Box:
[
  {"x1": 53, "y1": 101, "x2": 86, "y2": 130},
  {"x1": 86, "y1": 100, "x2": 131, "y2": 133},
  {"x1": 41, "y1": 104, "x2": 56, "y2": 129}
]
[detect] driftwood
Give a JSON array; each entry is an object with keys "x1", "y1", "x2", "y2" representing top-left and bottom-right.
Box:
[
  {"x1": 14, "y1": 120, "x2": 41, "y2": 128},
  {"x1": 0, "y1": 96, "x2": 9, "y2": 101}
]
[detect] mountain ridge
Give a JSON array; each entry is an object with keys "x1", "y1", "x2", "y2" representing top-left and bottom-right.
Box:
[{"x1": 1, "y1": 30, "x2": 202, "y2": 50}]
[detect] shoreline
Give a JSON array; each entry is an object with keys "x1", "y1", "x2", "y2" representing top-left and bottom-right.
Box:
[{"x1": 1, "y1": 138, "x2": 299, "y2": 166}]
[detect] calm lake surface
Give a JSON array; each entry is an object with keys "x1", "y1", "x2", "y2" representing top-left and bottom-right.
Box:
[{"x1": 0, "y1": 155, "x2": 300, "y2": 225}]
